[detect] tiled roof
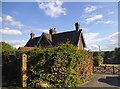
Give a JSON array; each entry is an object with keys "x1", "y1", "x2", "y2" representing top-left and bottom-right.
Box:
[
  {"x1": 25, "y1": 36, "x2": 40, "y2": 47},
  {"x1": 25, "y1": 30, "x2": 86, "y2": 47},
  {"x1": 44, "y1": 33, "x2": 52, "y2": 41},
  {"x1": 52, "y1": 30, "x2": 82, "y2": 46}
]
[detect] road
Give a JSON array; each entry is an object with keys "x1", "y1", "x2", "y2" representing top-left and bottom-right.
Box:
[{"x1": 82, "y1": 74, "x2": 120, "y2": 87}]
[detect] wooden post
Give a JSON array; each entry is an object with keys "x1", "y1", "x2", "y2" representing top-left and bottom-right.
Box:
[
  {"x1": 104, "y1": 65, "x2": 107, "y2": 70},
  {"x1": 22, "y1": 53, "x2": 27, "y2": 87},
  {"x1": 113, "y1": 66, "x2": 115, "y2": 74}
]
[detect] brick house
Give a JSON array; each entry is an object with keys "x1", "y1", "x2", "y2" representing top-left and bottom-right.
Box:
[{"x1": 24, "y1": 22, "x2": 86, "y2": 50}]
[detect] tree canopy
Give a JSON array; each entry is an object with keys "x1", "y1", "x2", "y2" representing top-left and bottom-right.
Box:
[
  {"x1": 93, "y1": 48, "x2": 120, "y2": 64},
  {"x1": 0, "y1": 42, "x2": 15, "y2": 51}
]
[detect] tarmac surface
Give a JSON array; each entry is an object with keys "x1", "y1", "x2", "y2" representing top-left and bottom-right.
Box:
[{"x1": 82, "y1": 74, "x2": 120, "y2": 87}]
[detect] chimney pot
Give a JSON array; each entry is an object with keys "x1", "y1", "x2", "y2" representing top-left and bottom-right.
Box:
[
  {"x1": 49, "y1": 28, "x2": 56, "y2": 35},
  {"x1": 30, "y1": 33, "x2": 35, "y2": 39},
  {"x1": 75, "y1": 22, "x2": 80, "y2": 31}
]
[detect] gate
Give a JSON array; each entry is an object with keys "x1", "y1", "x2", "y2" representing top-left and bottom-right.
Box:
[{"x1": 93, "y1": 65, "x2": 120, "y2": 75}]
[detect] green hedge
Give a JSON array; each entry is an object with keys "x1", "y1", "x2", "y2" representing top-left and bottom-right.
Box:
[
  {"x1": 2, "y1": 50, "x2": 22, "y2": 87},
  {"x1": 27, "y1": 44, "x2": 93, "y2": 87},
  {"x1": 2, "y1": 43, "x2": 93, "y2": 88}
]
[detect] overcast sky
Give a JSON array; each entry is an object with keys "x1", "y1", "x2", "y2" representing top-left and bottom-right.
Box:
[{"x1": 0, "y1": 1, "x2": 119, "y2": 51}]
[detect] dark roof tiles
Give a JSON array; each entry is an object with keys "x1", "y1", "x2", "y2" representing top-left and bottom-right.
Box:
[
  {"x1": 52, "y1": 30, "x2": 81, "y2": 46},
  {"x1": 25, "y1": 30, "x2": 86, "y2": 48},
  {"x1": 25, "y1": 36, "x2": 40, "y2": 47}
]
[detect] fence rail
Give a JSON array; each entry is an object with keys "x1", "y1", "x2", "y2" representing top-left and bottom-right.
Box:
[{"x1": 93, "y1": 65, "x2": 120, "y2": 75}]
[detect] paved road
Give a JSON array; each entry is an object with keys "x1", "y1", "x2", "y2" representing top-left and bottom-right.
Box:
[{"x1": 82, "y1": 74, "x2": 120, "y2": 87}]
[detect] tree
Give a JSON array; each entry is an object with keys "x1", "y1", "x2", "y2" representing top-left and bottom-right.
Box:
[
  {"x1": 113, "y1": 48, "x2": 120, "y2": 63},
  {"x1": 0, "y1": 42, "x2": 15, "y2": 51},
  {"x1": 103, "y1": 48, "x2": 120, "y2": 64},
  {"x1": 93, "y1": 52, "x2": 103, "y2": 66}
]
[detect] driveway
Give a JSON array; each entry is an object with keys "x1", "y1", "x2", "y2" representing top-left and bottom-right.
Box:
[{"x1": 82, "y1": 74, "x2": 120, "y2": 87}]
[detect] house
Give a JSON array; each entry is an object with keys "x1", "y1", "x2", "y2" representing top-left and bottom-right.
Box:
[{"x1": 24, "y1": 22, "x2": 86, "y2": 50}]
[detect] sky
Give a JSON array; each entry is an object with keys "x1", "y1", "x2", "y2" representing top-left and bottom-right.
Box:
[{"x1": 0, "y1": 1, "x2": 119, "y2": 51}]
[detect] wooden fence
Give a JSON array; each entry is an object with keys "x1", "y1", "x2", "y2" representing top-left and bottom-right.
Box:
[{"x1": 93, "y1": 64, "x2": 120, "y2": 75}]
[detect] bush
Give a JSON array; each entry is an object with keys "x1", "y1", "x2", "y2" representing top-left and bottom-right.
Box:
[
  {"x1": 27, "y1": 43, "x2": 93, "y2": 87},
  {"x1": 2, "y1": 50, "x2": 22, "y2": 87},
  {"x1": 93, "y1": 53, "x2": 103, "y2": 66},
  {"x1": 0, "y1": 42, "x2": 15, "y2": 52},
  {"x1": 2, "y1": 43, "x2": 93, "y2": 87}
]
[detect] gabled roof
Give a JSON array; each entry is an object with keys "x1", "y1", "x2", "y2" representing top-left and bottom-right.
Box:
[
  {"x1": 37, "y1": 33, "x2": 53, "y2": 47},
  {"x1": 44, "y1": 33, "x2": 52, "y2": 41},
  {"x1": 25, "y1": 30, "x2": 86, "y2": 48},
  {"x1": 52, "y1": 30, "x2": 83, "y2": 46},
  {"x1": 25, "y1": 36, "x2": 40, "y2": 47},
  {"x1": 25, "y1": 33, "x2": 53, "y2": 47}
]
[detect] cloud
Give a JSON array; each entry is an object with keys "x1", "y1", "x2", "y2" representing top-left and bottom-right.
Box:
[
  {"x1": 0, "y1": 28, "x2": 22, "y2": 35},
  {"x1": 85, "y1": 14, "x2": 103, "y2": 24},
  {"x1": 2, "y1": 15, "x2": 50, "y2": 34},
  {"x1": 34, "y1": 28, "x2": 49, "y2": 33},
  {"x1": 0, "y1": 17, "x2": 2, "y2": 22},
  {"x1": 95, "y1": 20, "x2": 113, "y2": 24},
  {"x1": 84, "y1": 32, "x2": 100, "y2": 51},
  {"x1": 38, "y1": 0, "x2": 66, "y2": 18},
  {"x1": 84, "y1": 5, "x2": 103, "y2": 13},
  {"x1": 5, "y1": 40, "x2": 26, "y2": 49},
  {"x1": 84, "y1": 32, "x2": 100, "y2": 44},
  {"x1": 3, "y1": 15, "x2": 24, "y2": 27},
  {"x1": 22, "y1": 25, "x2": 49, "y2": 33},
  {"x1": 104, "y1": 21, "x2": 113, "y2": 24},
  {"x1": 84, "y1": 32, "x2": 119, "y2": 51},
  {"x1": 108, "y1": 11, "x2": 114, "y2": 15},
  {"x1": 9, "y1": 21, "x2": 24, "y2": 27},
  {"x1": 104, "y1": 32, "x2": 119, "y2": 45},
  {"x1": 5, "y1": 15, "x2": 13, "y2": 21}
]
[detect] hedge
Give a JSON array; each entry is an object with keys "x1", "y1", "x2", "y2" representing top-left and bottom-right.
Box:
[
  {"x1": 2, "y1": 43, "x2": 93, "y2": 88},
  {"x1": 27, "y1": 43, "x2": 93, "y2": 87}
]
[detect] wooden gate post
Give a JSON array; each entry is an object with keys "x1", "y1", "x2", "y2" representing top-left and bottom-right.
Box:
[
  {"x1": 22, "y1": 53, "x2": 27, "y2": 87},
  {"x1": 113, "y1": 66, "x2": 115, "y2": 74}
]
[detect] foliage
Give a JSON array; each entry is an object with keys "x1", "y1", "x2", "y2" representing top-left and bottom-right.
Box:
[
  {"x1": 2, "y1": 43, "x2": 93, "y2": 87},
  {"x1": 103, "y1": 48, "x2": 120, "y2": 64},
  {"x1": 0, "y1": 42, "x2": 15, "y2": 52},
  {"x1": 2, "y1": 50, "x2": 23, "y2": 87},
  {"x1": 112, "y1": 48, "x2": 120, "y2": 63},
  {"x1": 93, "y1": 48, "x2": 120, "y2": 64},
  {"x1": 93, "y1": 52, "x2": 103, "y2": 66},
  {"x1": 27, "y1": 43, "x2": 93, "y2": 88}
]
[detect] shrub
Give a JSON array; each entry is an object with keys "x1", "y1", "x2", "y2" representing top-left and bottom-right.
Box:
[
  {"x1": 27, "y1": 43, "x2": 93, "y2": 87},
  {"x1": 2, "y1": 43, "x2": 93, "y2": 87},
  {"x1": 2, "y1": 50, "x2": 22, "y2": 86},
  {"x1": 93, "y1": 53, "x2": 103, "y2": 66},
  {"x1": 0, "y1": 42, "x2": 15, "y2": 52}
]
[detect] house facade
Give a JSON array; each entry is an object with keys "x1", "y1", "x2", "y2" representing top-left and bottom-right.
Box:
[{"x1": 24, "y1": 22, "x2": 86, "y2": 50}]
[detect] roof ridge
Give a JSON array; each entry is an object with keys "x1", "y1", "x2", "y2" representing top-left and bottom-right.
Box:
[
  {"x1": 33, "y1": 36, "x2": 41, "y2": 39},
  {"x1": 52, "y1": 30, "x2": 77, "y2": 35}
]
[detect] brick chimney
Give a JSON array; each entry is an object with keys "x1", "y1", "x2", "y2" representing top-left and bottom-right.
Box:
[
  {"x1": 49, "y1": 28, "x2": 56, "y2": 35},
  {"x1": 75, "y1": 22, "x2": 80, "y2": 31},
  {"x1": 30, "y1": 33, "x2": 35, "y2": 39}
]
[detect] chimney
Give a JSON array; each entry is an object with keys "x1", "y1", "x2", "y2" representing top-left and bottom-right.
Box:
[
  {"x1": 30, "y1": 33, "x2": 35, "y2": 39},
  {"x1": 75, "y1": 22, "x2": 80, "y2": 31},
  {"x1": 49, "y1": 28, "x2": 56, "y2": 35}
]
